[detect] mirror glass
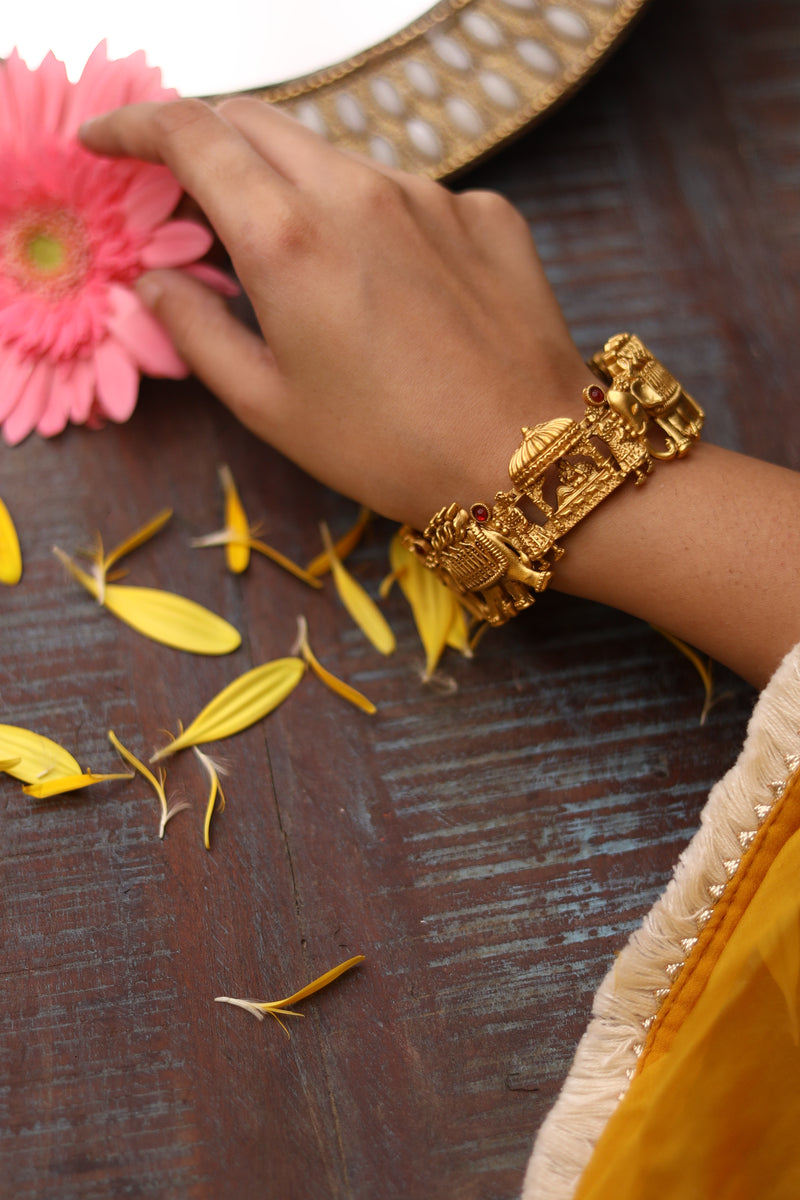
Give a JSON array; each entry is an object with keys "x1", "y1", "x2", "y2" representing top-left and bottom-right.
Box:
[{"x1": 3, "y1": 0, "x2": 437, "y2": 96}]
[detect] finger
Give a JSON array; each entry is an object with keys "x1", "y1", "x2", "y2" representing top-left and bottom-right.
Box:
[
  {"x1": 80, "y1": 99, "x2": 294, "y2": 250},
  {"x1": 216, "y1": 97, "x2": 356, "y2": 186},
  {"x1": 135, "y1": 269, "x2": 286, "y2": 438},
  {"x1": 219, "y1": 97, "x2": 445, "y2": 205}
]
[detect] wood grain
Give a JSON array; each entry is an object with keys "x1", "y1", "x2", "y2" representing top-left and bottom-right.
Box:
[{"x1": 1, "y1": 1, "x2": 796, "y2": 1196}]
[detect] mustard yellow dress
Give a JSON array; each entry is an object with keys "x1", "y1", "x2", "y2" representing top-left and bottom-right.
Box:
[{"x1": 523, "y1": 644, "x2": 800, "y2": 1200}]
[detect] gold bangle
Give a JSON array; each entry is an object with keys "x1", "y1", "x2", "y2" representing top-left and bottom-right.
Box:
[{"x1": 399, "y1": 333, "x2": 704, "y2": 626}]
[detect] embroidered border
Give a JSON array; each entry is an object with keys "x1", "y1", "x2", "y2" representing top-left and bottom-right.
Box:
[{"x1": 522, "y1": 643, "x2": 800, "y2": 1200}]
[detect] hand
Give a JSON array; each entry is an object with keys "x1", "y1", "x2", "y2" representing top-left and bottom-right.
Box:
[{"x1": 80, "y1": 98, "x2": 593, "y2": 528}]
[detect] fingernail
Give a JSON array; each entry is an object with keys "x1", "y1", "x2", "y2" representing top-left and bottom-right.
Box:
[{"x1": 136, "y1": 275, "x2": 164, "y2": 308}]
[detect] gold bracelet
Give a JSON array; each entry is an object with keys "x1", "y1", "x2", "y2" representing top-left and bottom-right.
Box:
[{"x1": 399, "y1": 333, "x2": 704, "y2": 626}]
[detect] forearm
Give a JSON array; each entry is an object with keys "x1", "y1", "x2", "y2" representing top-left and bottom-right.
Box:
[
  {"x1": 79, "y1": 102, "x2": 800, "y2": 689},
  {"x1": 552, "y1": 443, "x2": 800, "y2": 688}
]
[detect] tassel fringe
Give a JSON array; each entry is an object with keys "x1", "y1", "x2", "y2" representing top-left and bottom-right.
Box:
[{"x1": 522, "y1": 643, "x2": 800, "y2": 1200}]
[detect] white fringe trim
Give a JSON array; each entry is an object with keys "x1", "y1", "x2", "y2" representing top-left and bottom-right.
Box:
[{"x1": 522, "y1": 642, "x2": 800, "y2": 1200}]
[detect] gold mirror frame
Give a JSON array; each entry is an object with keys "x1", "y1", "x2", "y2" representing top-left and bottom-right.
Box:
[{"x1": 231, "y1": 0, "x2": 649, "y2": 179}]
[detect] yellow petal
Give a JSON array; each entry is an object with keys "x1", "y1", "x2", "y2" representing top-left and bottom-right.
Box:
[
  {"x1": 321, "y1": 523, "x2": 395, "y2": 655},
  {"x1": 651, "y1": 625, "x2": 715, "y2": 725},
  {"x1": 215, "y1": 955, "x2": 365, "y2": 1036},
  {"x1": 468, "y1": 621, "x2": 490, "y2": 653},
  {"x1": 194, "y1": 747, "x2": 227, "y2": 850},
  {"x1": 0, "y1": 724, "x2": 81, "y2": 783},
  {"x1": 378, "y1": 566, "x2": 405, "y2": 600},
  {"x1": 296, "y1": 617, "x2": 377, "y2": 715},
  {"x1": 108, "y1": 730, "x2": 164, "y2": 796},
  {"x1": 0, "y1": 757, "x2": 21, "y2": 772},
  {"x1": 389, "y1": 533, "x2": 456, "y2": 678},
  {"x1": 23, "y1": 771, "x2": 133, "y2": 799},
  {"x1": 53, "y1": 545, "x2": 105, "y2": 599},
  {"x1": 55, "y1": 550, "x2": 242, "y2": 655},
  {"x1": 219, "y1": 464, "x2": 250, "y2": 574},
  {"x1": 270, "y1": 954, "x2": 366, "y2": 1009},
  {"x1": 103, "y1": 508, "x2": 172, "y2": 573},
  {"x1": 110, "y1": 731, "x2": 189, "y2": 837},
  {"x1": 0, "y1": 496, "x2": 22, "y2": 586},
  {"x1": 306, "y1": 506, "x2": 371, "y2": 578},
  {"x1": 102, "y1": 584, "x2": 241, "y2": 655},
  {"x1": 248, "y1": 537, "x2": 323, "y2": 589},
  {"x1": 445, "y1": 601, "x2": 472, "y2": 655},
  {"x1": 196, "y1": 531, "x2": 322, "y2": 589},
  {"x1": 151, "y1": 656, "x2": 307, "y2": 761}
]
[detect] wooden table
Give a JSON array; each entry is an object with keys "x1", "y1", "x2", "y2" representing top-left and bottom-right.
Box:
[{"x1": 2, "y1": 0, "x2": 797, "y2": 1196}]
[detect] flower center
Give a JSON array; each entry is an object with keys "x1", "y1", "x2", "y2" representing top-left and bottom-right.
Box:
[
  {"x1": 2, "y1": 209, "x2": 91, "y2": 298},
  {"x1": 28, "y1": 232, "x2": 66, "y2": 273}
]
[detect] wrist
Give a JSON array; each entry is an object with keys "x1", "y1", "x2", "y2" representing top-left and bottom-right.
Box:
[
  {"x1": 402, "y1": 333, "x2": 706, "y2": 630},
  {"x1": 553, "y1": 443, "x2": 800, "y2": 688}
]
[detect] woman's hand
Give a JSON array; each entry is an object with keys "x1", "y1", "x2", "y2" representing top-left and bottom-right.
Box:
[
  {"x1": 80, "y1": 98, "x2": 592, "y2": 529},
  {"x1": 81, "y1": 97, "x2": 800, "y2": 687}
]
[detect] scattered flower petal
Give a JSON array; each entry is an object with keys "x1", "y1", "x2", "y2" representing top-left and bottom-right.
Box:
[
  {"x1": 192, "y1": 530, "x2": 321, "y2": 589},
  {"x1": 651, "y1": 625, "x2": 716, "y2": 725},
  {"x1": 54, "y1": 545, "x2": 242, "y2": 655},
  {"x1": 389, "y1": 532, "x2": 464, "y2": 679},
  {"x1": 215, "y1": 954, "x2": 365, "y2": 1038},
  {"x1": 320, "y1": 523, "x2": 395, "y2": 655},
  {"x1": 23, "y1": 769, "x2": 133, "y2": 798},
  {"x1": 0, "y1": 757, "x2": 21, "y2": 772},
  {"x1": 219, "y1": 464, "x2": 250, "y2": 574},
  {"x1": 294, "y1": 616, "x2": 376, "y2": 715},
  {"x1": 108, "y1": 729, "x2": 188, "y2": 837},
  {"x1": 150, "y1": 656, "x2": 307, "y2": 762},
  {"x1": 306, "y1": 506, "x2": 371, "y2": 578},
  {"x1": 445, "y1": 603, "x2": 472, "y2": 656},
  {"x1": 102, "y1": 507, "x2": 172, "y2": 574},
  {"x1": 0, "y1": 723, "x2": 81, "y2": 782},
  {"x1": 468, "y1": 620, "x2": 490, "y2": 654},
  {"x1": 0, "y1": 496, "x2": 22, "y2": 584},
  {"x1": 194, "y1": 746, "x2": 227, "y2": 850},
  {"x1": 247, "y1": 536, "x2": 322, "y2": 588}
]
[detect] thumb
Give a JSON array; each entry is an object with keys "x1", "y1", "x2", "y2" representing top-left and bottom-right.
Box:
[{"x1": 135, "y1": 269, "x2": 283, "y2": 439}]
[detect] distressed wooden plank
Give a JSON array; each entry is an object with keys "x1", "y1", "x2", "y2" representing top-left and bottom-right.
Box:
[{"x1": 1, "y1": 0, "x2": 797, "y2": 1196}]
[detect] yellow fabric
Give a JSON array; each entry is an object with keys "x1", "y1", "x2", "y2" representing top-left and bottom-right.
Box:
[
  {"x1": 639, "y1": 770, "x2": 800, "y2": 1068},
  {"x1": 575, "y1": 774, "x2": 800, "y2": 1200}
]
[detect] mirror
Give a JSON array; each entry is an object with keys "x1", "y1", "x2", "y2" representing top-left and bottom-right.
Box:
[
  {"x1": 3, "y1": 1, "x2": 437, "y2": 95},
  {"x1": 3, "y1": 0, "x2": 650, "y2": 178}
]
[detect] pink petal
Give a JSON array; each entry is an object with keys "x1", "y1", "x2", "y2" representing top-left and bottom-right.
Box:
[
  {"x1": 140, "y1": 221, "x2": 213, "y2": 268},
  {"x1": 64, "y1": 42, "x2": 175, "y2": 137},
  {"x1": 2, "y1": 358, "x2": 52, "y2": 445},
  {"x1": 106, "y1": 283, "x2": 187, "y2": 378},
  {"x1": 94, "y1": 337, "x2": 140, "y2": 422},
  {"x1": 37, "y1": 52, "x2": 71, "y2": 138},
  {"x1": 123, "y1": 169, "x2": 182, "y2": 231},
  {"x1": 0, "y1": 59, "x2": 18, "y2": 148},
  {"x1": 67, "y1": 358, "x2": 96, "y2": 424},
  {"x1": 0, "y1": 350, "x2": 35, "y2": 423},
  {"x1": 36, "y1": 362, "x2": 73, "y2": 437},
  {"x1": 183, "y1": 262, "x2": 241, "y2": 297},
  {"x1": 1, "y1": 50, "x2": 40, "y2": 147}
]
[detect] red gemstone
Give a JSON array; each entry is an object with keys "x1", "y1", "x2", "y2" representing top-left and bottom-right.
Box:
[
  {"x1": 587, "y1": 385, "x2": 605, "y2": 404},
  {"x1": 472, "y1": 504, "x2": 490, "y2": 523}
]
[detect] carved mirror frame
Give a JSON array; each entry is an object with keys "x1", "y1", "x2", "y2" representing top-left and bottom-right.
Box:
[{"x1": 230, "y1": 0, "x2": 649, "y2": 179}]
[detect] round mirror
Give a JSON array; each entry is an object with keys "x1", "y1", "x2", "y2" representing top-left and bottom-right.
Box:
[
  {"x1": 3, "y1": 1, "x2": 436, "y2": 95},
  {"x1": 3, "y1": 0, "x2": 650, "y2": 177}
]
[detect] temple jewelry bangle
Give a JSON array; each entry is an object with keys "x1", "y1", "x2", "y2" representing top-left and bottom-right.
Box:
[{"x1": 399, "y1": 333, "x2": 705, "y2": 626}]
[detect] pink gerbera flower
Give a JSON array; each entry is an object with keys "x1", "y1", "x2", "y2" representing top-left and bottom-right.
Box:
[{"x1": 0, "y1": 43, "x2": 232, "y2": 445}]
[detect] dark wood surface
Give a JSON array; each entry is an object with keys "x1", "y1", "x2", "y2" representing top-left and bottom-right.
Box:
[{"x1": 2, "y1": 1, "x2": 797, "y2": 1197}]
